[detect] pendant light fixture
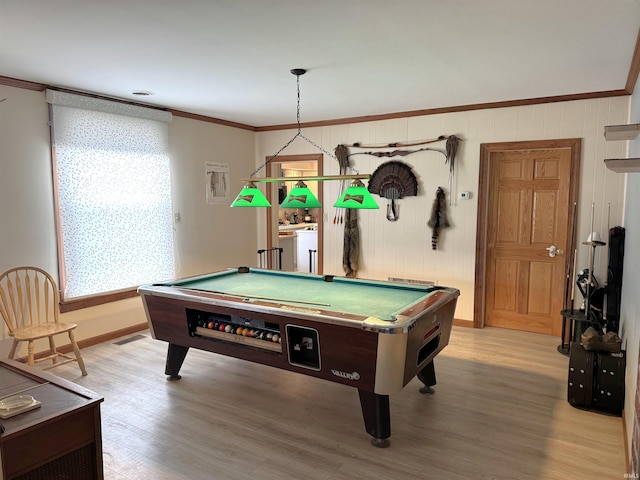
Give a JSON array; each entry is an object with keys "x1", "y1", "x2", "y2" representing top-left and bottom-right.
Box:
[
  {"x1": 280, "y1": 180, "x2": 322, "y2": 209},
  {"x1": 231, "y1": 69, "x2": 378, "y2": 209},
  {"x1": 334, "y1": 179, "x2": 380, "y2": 209},
  {"x1": 230, "y1": 181, "x2": 272, "y2": 207}
]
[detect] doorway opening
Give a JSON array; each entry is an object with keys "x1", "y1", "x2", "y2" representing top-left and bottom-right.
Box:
[{"x1": 266, "y1": 153, "x2": 323, "y2": 273}]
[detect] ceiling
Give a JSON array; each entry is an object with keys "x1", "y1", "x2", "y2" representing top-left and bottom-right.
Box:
[{"x1": 1, "y1": 0, "x2": 639, "y2": 128}]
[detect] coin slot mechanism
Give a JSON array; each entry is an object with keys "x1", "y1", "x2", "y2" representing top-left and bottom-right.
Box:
[{"x1": 287, "y1": 324, "x2": 320, "y2": 370}]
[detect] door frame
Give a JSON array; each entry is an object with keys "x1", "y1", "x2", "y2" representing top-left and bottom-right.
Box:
[
  {"x1": 473, "y1": 138, "x2": 581, "y2": 328},
  {"x1": 265, "y1": 153, "x2": 324, "y2": 273}
]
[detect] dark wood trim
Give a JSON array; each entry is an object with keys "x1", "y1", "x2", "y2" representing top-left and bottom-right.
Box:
[
  {"x1": 59, "y1": 288, "x2": 139, "y2": 313},
  {"x1": 626, "y1": 28, "x2": 640, "y2": 94},
  {"x1": 0, "y1": 76, "x2": 256, "y2": 130},
  {"x1": 265, "y1": 154, "x2": 324, "y2": 273},
  {"x1": 169, "y1": 109, "x2": 256, "y2": 131},
  {"x1": 474, "y1": 138, "x2": 582, "y2": 329},
  {"x1": 256, "y1": 90, "x2": 630, "y2": 131},
  {"x1": 0, "y1": 75, "x2": 47, "y2": 91},
  {"x1": 1, "y1": 75, "x2": 632, "y2": 132}
]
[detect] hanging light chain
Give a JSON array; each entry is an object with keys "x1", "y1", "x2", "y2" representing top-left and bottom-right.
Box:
[
  {"x1": 296, "y1": 72, "x2": 302, "y2": 134},
  {"x1": 248, "y1": 69, "x2": 340, "y2": 178}
]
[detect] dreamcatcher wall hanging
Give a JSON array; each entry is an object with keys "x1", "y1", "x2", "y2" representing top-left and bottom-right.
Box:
[{"x1": 367, "y1": 161, "x2": 418, "y2": 221}]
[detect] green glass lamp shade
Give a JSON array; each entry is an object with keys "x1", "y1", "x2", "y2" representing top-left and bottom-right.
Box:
[
  {"x1": 280, "y1": 181, "x2": 322, "y2": 208},
  {"x1": 333, "y1": 179, "x2": 379, "y2": 209},
  {"x1": 230, "y1": 182, "x2": 271, "y2": 207}
]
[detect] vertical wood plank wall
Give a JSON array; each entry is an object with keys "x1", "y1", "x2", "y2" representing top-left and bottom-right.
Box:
[{"x1": 256, "y1": 97, "x2": 630, "y2": 323}]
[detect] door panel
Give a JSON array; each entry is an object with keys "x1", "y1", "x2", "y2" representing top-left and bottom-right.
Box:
[{"x1": 485, "y1": 147, "x2": 573, "y2": 335}]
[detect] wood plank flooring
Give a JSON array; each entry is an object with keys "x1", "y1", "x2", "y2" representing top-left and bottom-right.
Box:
[{"x1": 50, "y1": 326, "x2": 626, "y2": 480}]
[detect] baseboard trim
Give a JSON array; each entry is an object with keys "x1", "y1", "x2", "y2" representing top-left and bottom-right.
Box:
[
  {"x1": 15, "y1": 323, "x2": 149, "y2": 362},
  {"x1": 77, "y1": 323, "x2": 149, "y2": 349},
  {"x1": 453, "y1": 318, "x2": 474, "y2": 328},
  {"x1": 623, "y1": 409, "x2": 630, "y2": 473}
]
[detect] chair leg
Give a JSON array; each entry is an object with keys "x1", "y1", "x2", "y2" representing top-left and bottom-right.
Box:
[
  {"x1": 68, "y1": 331, "x2": 87, "y2": 376},
  {"x1": 27, "y1": 340, "x2": 35, "y2": 367},
  {"x1": 8, "y1": 339, "x2": 18, "y2": 359},
  {"x1": 49, "y1": 336, "x2": 58, "y2": 365}
]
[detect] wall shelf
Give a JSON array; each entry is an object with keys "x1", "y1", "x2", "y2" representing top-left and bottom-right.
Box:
[
  {"x1": 604, "y1": 124, "x2": 640, "y2": 141},
  {"x1": 603, "y1": 124, "x2": 640, "y2": 172},
  {"x1": 604, "y1": 158, "x2": 640, "y2": 173}
]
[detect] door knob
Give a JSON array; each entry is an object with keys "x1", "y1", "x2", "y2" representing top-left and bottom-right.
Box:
[{"x1": 546, "y1": 245, "x2": 564, "y2": 257}]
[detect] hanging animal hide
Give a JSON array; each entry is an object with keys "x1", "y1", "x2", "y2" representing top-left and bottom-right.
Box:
[
  {"x1": 426, "y1": 187, "x2": 450, "y2": 250},
  {"x1": 334, "y1": 144, "x2": 351, "y2": 224},
  {"x1": 343, "y1": 208, "x2": 359, "y2": 277},
  {"x1": 335, "y1": 144, "x2": 350, "y2": 172}
]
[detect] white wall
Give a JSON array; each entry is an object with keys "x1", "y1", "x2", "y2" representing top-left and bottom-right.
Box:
[
  {"x1": 168, "y1": 116, "x2": 257, "y2": 277},
  {"x1": 622, "y1": 76, "x2": 640, "y2": 462},
  {"x1": 0, "y1": 85, "x2": 258, "y2": 353},
  {"x1": 256, "y1": 98, "x2": 629, "y2": 322}
]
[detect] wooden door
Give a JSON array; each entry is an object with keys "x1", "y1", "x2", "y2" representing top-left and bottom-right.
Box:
[{"x1": 476, "y1": 140, "x2": 580, "y2": 335}]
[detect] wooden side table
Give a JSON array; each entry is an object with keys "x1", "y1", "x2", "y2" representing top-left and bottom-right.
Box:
[{"x1": 0, "y1": 359, "x2": 104, "y2": 480}]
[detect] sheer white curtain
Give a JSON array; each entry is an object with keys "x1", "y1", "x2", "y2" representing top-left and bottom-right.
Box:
[{"x1": 47, "y1": 90, "x2": 174, "y2": 299}]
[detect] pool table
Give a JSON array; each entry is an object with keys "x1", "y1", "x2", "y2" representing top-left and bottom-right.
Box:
[{"x1": 138, "y1": 267, "x2": 459, "y2": 447}]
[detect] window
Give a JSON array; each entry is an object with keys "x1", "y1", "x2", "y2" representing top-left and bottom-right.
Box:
[{"x1": 47, "y1": 90, "x2": 174, "y2": 306}]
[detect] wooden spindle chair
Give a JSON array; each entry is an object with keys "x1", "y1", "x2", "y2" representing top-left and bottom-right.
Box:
[{"x1": 0, "y1": 266, "x2": 87, "y2": 375}]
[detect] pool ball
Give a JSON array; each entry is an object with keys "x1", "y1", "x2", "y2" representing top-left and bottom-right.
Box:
[
  {"x1": 236, "y1": 327, "x2": 244, "y2": 335},
  {"x1": 224, "y1": 324, "x2": 232, "y2": 333},
  {"x1": 266, "y1": 333, "x2": 273, "y2": 341},
  {"x1": 208, "y1": 321, "x2": 215, "y2": 329},
  {"x1": 219, "y1": 323, "x2": 226, "y2": 332},
  {"x1": 272, "y1": 334, "x2": 280, "y2": 343}
]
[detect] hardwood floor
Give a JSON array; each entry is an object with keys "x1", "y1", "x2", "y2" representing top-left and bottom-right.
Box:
[{"x1": 50, "y1": 326, "x2": 626, "y2": 480}]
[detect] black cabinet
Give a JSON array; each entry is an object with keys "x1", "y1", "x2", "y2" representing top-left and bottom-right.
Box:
[{"x1": 568, "y1": 344, "x2": 625, "y2": 416}]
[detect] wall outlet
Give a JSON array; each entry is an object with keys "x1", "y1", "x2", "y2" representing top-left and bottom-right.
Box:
[{"x1": 459, "y1": 191, "x2": 471, "y2": 200}]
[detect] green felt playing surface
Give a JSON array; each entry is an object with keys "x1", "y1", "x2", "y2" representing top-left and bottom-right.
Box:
[{"x1": 165, "y1": 268, "x2": 432, "y2": 321}]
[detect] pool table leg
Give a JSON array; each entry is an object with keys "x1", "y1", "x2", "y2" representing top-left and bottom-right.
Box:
[
  {"x1": 417, "y1": 360, "x2": 436, "y2": 394},
  {"x1": 358, "y1": 390, "x2": 391, "y2": 448},
  {"x1": 165, "y1": 343, "x2": 189, "y2": 380}
]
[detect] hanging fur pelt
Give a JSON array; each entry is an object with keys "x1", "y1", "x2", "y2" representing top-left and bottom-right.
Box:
[
  {"x1": 343, "y1": 208, "x2": 359, "y2": 277},
  {"x1": 426, "y1": 187, "x2": 450, "y2": 250}
]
